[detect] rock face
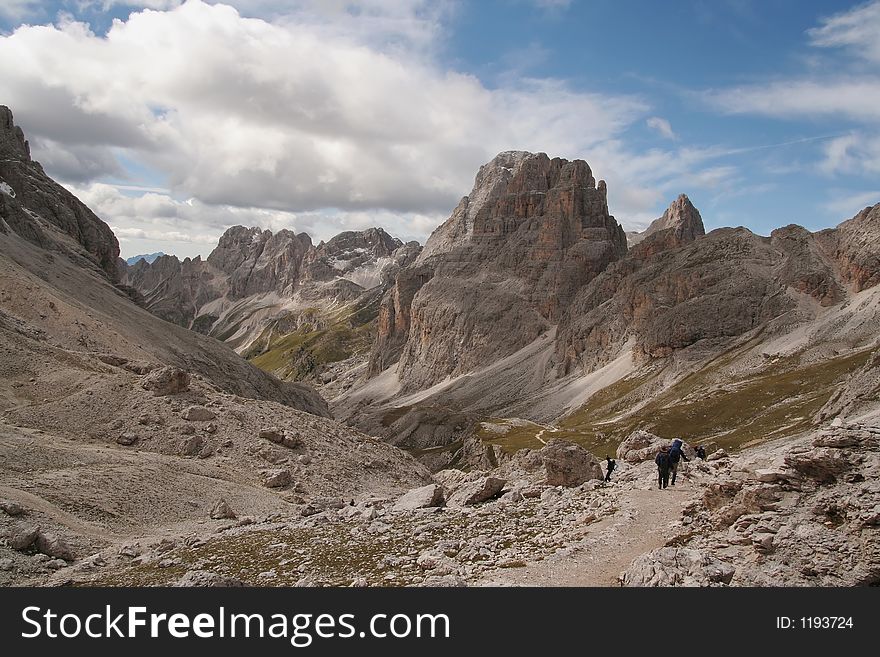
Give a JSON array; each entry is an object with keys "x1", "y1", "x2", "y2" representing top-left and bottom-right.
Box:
[
  {"x1": 627, "y1": 194, "x2": 705, "y2": 255},
  {"x1": 621, "y1": 547, "x2": 735, "y2": 587},
  {"x1": 120, "y1": 223, "x2": 421, "y2": 384},
  {"x1": 540, "y1": 439, "x2": 604, "y2": 486},
  {"x1": 554, "y1": 221, "x2": 845, "y2": 375},
  {"x1": 141, "y1": 367, "x2": 191, "y2": 396},
  {"x1": 392, "y1": 484, "x2": 445, "y2": 511},
  {"x1": 641, "y1": 421, "x2": 880, "y2": 586},
  {"x1": 818, "y1": 203, "x2": 880, "y2": 293},
  {"x1": 368, "y1": 151, "x2": 627, "y2": 390},
  {"x1": 0, "y1": 106, "x2": 120, "y2": 278}
]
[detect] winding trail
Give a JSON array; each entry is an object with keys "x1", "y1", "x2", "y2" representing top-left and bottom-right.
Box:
[{"x1": 477, "y1": 479, "x2": 697, "y2": 586}]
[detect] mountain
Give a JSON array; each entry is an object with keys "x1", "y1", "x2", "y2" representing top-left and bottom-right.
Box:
[
  {"x1": 117, "y1": 147, "x2": 880, "y2": 474},
  {"x1": 125, "y1": 252, "x2": 165, "y2": 266},
  {"x1": 325, "y1": 153, "x2": 880, "y2": 472},
  {"x1": 119, "y1": 224, "x2": 421, "y2": 384},
  {"x1": 1, "y1": 106, "x2": 432, "y2": 585}
]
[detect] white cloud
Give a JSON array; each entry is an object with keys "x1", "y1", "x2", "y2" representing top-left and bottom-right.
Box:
[
  {"x1": 646, "y1": 116, "x2": 676, "y2": 139},
  {"x1": 808, "y1": 0, "x2": 880, "y2": 64},
  {"x1": 820, "y1": 133, "x2": 880, "y2": 175},
  {"x1": 0, "y1": 0, "x2": 43, "y2": 20},
  {"x1": 0, "y1": 1, "x2": 645, "y2": 216},
  {"x1": 0, "y1": 1, "x2": 670, "y2": 239},
  {"x1": 65, "y1": 182, "x2": 444, "y2": 258},
  {"x1": 822, "y1": 189, "x2": 880, "y2": 220},
  {"x1": 704, "y1": 78, "x2": 880, "y2": 123}
]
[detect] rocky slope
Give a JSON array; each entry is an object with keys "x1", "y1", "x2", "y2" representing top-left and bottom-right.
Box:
[
  {"x1": 335, "y1": 192, "x2": 879, "y2": 472},
  {"x1": 120, "y1": 225, "x2": 420, "y2": 383},
  {"x1": 1, "y1": 106, "x2": 119, "y2": 277},
  {"x1": 366, "y1": 151, "x2": 627, "y2": 390},
  {"x1": 0, "y1": 107, "x2": 434, "y2": 585}
]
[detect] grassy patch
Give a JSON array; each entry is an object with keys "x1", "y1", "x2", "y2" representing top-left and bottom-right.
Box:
[
  {"x1": 477, "y1": 347, "x2": 873, "y2": 459},
  {"x1": 248, "y1": 306, "x2": 377, "y2": 381}
]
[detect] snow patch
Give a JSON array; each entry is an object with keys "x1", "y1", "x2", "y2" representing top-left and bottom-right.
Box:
[{"x1": 0, "y1": 181, "x2": 15, "y2": 198}]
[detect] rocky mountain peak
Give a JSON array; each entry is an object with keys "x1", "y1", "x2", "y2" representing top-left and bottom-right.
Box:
[
  {"x1": 0, "y1": 106, "x2": 31, "y2": 161},
  {"x1": 627, "y1": 193, "x2": 705, "y2": 255},
  {"x1": 646, "y1": 193, "x2": 705, "y2": 241},
  {"x1": 419, "y1": 150, "x2": 610, "y2": 261}
]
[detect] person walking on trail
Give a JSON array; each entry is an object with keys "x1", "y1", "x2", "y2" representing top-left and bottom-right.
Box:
[
  {"x1": 604, "y1": 455, "x2": 616, "y2": 482},
  {"x1": 695, "y1": 445, "x2": 707, "y2": 460},
  {"x1": 668, "y1": 438, "x2": 689, "y2": 486},
  {"x1": 655, "y1": 446, "x2": 670, "y2": 490}
]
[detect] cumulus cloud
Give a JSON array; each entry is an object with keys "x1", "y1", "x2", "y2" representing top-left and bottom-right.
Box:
[
  {"x1": 0, "y1": 2, "x2": 645, "y2": 214},
  {"x1": 66, "y1": 182, "x2": 444, "y2": 259},
  {"x1": 646, "y1": 116, "x2": 676, "y2": 140},
  {"x1": 2, "y1": 0, "x2": 729, "y2": 253}
]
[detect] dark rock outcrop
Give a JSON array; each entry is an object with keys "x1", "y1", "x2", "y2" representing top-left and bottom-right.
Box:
[{"x1": 0, "y1": 106, "x2": 120, "y2": 278}]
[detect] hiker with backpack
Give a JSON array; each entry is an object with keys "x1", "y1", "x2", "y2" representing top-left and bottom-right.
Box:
[
  {"x1": 604, "y1": 455, "x2": 616, "y2": 482},
  {"x1": 668, "y1": 438, "x2": 690, "y2": 486},
  {"x1": 655, "y1": 446, "x2": 671, "y2": 490}
]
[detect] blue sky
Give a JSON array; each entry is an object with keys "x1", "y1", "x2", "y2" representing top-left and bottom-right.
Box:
[{"x1": 1, "y1": 0, "x2": 878, "y2": 258}]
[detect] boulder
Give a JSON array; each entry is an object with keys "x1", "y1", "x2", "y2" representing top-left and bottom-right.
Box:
[
  {"x1": 4, "y1": 525, "x2": 40, "y2": 551},
  {"x1": 707, "y1": 448, "x2": 729, "y2": 461},
  {"x1": 116, "y1": 433, "x2": 138, "y2": 446},
  {"x1": 263, "y1": 469, "x2": 292, "y2": 488},
  {"x1": 180, "y1": 435, "x2": 204, "y2": 457},
  {"x1": 448, "y1": 477, "x2": 506, "y2": 506},
  {"x1": 259, "y1": 427, "x2": 302, "y2": 449},
  {"x1": 784, "y1": 447, "x2": 851, "y2": 483},
  {"x1": 621, "y1": 547, "x2": 735, "y2": 587},
  {"x1": 393, "y1": 484, "x2": 444, "y2": 511},
  {"x1": 210, "y1": 498, "x2": 236, "y2": 520},
  {"x1": 540, "y1": 439, "x2": 604, "y2": 486},
  {"x1": 35, "y1": 531, "x2": 75, "y2": 561},
  {"x1": 141, "y1": 366, "x2": 191, "y2": 395},
  {"x1": 181, "y1": 406, "x2": 216, "y2": 422},
  {"x1": 616, "y1": 430, "x2": 667, "y2": 463},
  {"x1": 0, "y1": 499, "x2": 24, "y2": 516}
]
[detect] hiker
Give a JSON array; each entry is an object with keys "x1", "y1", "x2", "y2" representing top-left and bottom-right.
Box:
[
  {"x1": 695, "y1": 445, "x2": 707, "y2": 460},
  {"x1": 604, "y1": 455, "x2": 616, "y2": 482},
  {"x1": 668, "y1": 438, "x2": 690, "y2": 486},
  {"x1": 655, "y1": 446, "x2": 670, "y2": 490}
]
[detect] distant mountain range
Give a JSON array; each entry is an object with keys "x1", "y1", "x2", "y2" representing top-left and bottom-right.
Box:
[{"x1": 125, "y1": 252, "x2": 165, "y2": 265}]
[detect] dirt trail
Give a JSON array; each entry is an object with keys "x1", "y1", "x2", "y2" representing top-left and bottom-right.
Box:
[{"x1": 478, "y1": 479, "x2": 696, "y2": 587}]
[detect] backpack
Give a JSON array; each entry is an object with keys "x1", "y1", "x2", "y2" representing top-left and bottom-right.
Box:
[
  {"x1": 655, "y1": 451, "x2": 669, "y2": 468},
  {"x1": 668, "y1": 439, "x2": 684, "y2": 464}
]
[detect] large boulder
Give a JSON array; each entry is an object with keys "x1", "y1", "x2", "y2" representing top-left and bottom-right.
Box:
[
  {"x1": 3, "y1": 524, "x2": 39, "y2": 550},
  {"x1": 621, "y1": 547, "x2": 735, "y2": 587},
  {"x1": 393, "y1": 484, "x2": 445, "y2": 511},
  {"x1": 616, "y1": 430, "x2": 667, "y2": 463},
  {"x1": 141, "y1": 366, "x2": 191, "y2": 395},
  {"x1": 181, "y1": 406, "x2": 216, "y2": 422},
  {"x1": 448, "y1": 477, "x2": 506, "y2": 506},
  {"x1": 210, "y1": 498, "x2": 236, "y2": 520},
  {"x1": 263, "y1": 469, "x2": 292, "y2": 489},
  {"x1": 540, "y1": 439, "x2": 604, "y2": 486},
  {"x1": 35, "y1": 530, "x2": 75, "y2": 561}
]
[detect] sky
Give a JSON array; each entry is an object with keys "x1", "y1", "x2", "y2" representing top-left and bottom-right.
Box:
[{"x1": 1, "y1": 0, "x2": 878, "y2": 259}]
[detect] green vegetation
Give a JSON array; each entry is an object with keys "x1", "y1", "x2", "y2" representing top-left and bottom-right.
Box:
[
  {"x1": 248, "y1": 303, "x2": 378, "y2": 381},
  {"x1": 479, "y1": 347, "x2": 873, "y2": 459}
]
